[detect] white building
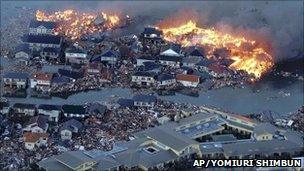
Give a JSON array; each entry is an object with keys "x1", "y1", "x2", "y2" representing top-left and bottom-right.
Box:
[
  {"x1": 29, "y1": 20, "x2": 56, "y2": 35},
  {"x1": 131, "y1": 71, "x2": 155, "y2": 87}
]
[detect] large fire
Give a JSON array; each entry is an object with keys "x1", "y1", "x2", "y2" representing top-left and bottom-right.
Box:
[
  {"x1": 159, "y1": 20, "x2": 274, "y2": 78},
  {"x1": 36, "y1": 10, "x2": 121, "y2": 40}
]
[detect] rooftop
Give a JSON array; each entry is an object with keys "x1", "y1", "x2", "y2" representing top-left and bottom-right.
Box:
[
  {"x1": 4, "y1": 72, "x2": 28, "y2": 79},
  {"x1": 176, "y1": 74, "x2": 200, "y2": 82},
  {"x1": 23, "y1": 132, "x2": 48, "y2": 143},
  {"x1": 26, "y1": 34, "x2": 62, "y2": 45},
  {"x1": 62, "y1": 105, "x2": 86, "y2": 114},
  {"x1": 29, "y1": 20, "x2": 57, "y2": 29}
]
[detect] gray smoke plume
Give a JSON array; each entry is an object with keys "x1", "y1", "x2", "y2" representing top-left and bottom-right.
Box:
[{"x1": 3, "y1": 1, "x2": 303, "y2": 61}]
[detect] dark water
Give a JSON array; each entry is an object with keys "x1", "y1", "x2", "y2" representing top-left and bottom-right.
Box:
[{"x1": 2, "y1": 57, "x2": 303, "y2": 116}]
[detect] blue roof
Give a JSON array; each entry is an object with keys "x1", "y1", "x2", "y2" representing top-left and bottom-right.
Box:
[
  {"x1": 157, "y1": 73, "x2": 174, "y2": 81},
  {"x1": 52, "y1": 76, "x2": 71, "y2": 84},
  {"x1": 117, "y1": 98, "x2": 134, "y2": 108},
  {"x1": 133, "y1": 94, "x2": 157, "y2": 103},
  {"x1": 26, "y1": 34, "x2": 61, "y2": 45},
  {"x1": 29, "y1": 20, "x2": 57, "y2": 29},
  {"x1": 101, "y1": 50, "x2": 120, "y2": 58},
  {"x1": 58, "y1": 69, "x2": 83, "y2": 80},
  {"x1": 4, "y1": 72, "x2": 28, "y2": 79}
]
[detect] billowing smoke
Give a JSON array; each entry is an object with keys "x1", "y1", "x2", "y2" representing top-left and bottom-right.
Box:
[
  {"x1": 94, "y1": 1, "x2": 303, "y2": 61},
  {"x1": 3, "y1": 1, "x2": 303, "y2": 61}
]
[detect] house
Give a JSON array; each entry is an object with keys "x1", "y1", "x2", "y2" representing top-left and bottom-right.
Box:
[
  {"x1": 141, "y1": 27, "x2": 163, "y2": 44},
  {"x1": 30, "y1": 72, "x2": 53, "y2": 91},
  {"x1": 0, "y1": 101, "x2": 10, "y2": 114},
  {"x1": 98, "y1": 50, "x2": 120, "y2": 65},
  {"x1": 26, "y1": 34, "x2": 62, "y2": 51},
  {"x1": 182, "y1": 56, "x2": 202, "y2": 68},
  {"x1": 12, "y1": 103, "x2": 36, "y2": 116},
  {"x1": 62, "y1": 105, "x2": 87, "y2": 118},
  {"x1": 195, "y1": 59, "x2": 213, "y2": 72},
  {"x1": 14, "y1": 44, "x2": 31, "y2": 59},
  {"x1": 40, "y1": 47, "x2": 61, "y2": 60},
  {"x1": 133, "y1": 94, "x2": 157, "y2": 107},
  {"x1": 3, "y1": 72, "x2": 28, "y2": 89},
  {"x1": 160, "y1": 44, "x2": 182, "y2": 56},
  {"x1": 176, "y1": 74, "x2": 200, "y2": 88},
  {"x1": 142, "y1": 62, "x2": 162, "y2": 73},
  {"x1": 136, "y1": 55, "x2": 156, "y2": 66},
  {"x1": 157, "y1": 73, "x2": 176, "y2": 87},
  {"x1": 23, "y1": 115, "x2": 49, "y2": 133},
  {"x1": 59, "y1": 119, "x2": 83, "y2": 140},
  {"x1": 23, "y1": 132, "x2": 49, "y2": 150},
  {"x1": 84, "y1": 62, "x2": 102, "y2": 76},
  {"x1": 159, "y1": 55, "x2": 182, "y2": 67},
  {"x1": 185, "y1": 46, "x2": 205, "y2": 58},
  {"x1": 29, "y1": 20, "x2": 56, "y2": 35},
  {"x1": 131, "y1": 71, "x2": 155, "y2": 87},
  {"x1": 38, "y1": 104, "x2": 62, "y2": 122},
  {"x1": 208, "y1": 64, "x2": 228, "y2": 78},
  {"x1": 65, "y1": 47, "x2": 88, "y2": 64},
  {"x1": 252, "y1": 123, "x2": 277, "y2": 141},
  {"x1": 51, "y1": 76, "x2": 71, "y2": 87},
  {"x1": 58, "y1": 69, "x2": 84, "y2": 82}
]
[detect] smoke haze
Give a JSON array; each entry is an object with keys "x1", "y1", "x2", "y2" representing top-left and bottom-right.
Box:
[{"x1": 2, "y1": 1, "x2": 303, "y2": 61}]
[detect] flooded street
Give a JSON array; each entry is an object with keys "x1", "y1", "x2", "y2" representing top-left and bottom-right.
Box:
[{"x1": 2, "y1": 57, "x2": 303, "y2": 116}]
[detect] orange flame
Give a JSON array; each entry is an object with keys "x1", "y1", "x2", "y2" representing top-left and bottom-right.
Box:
[
  {"x1": 36, "y1": 9, "x2": 120, "y2": 40},
  {"x1": 159, "y1": 20, "x2": 274, "y2": 79}
]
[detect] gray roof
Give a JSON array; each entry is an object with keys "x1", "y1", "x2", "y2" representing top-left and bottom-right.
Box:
[
  {"x1": 161, "y1": 44, "x2": 181, "y2": 54},
  {"x1": 54, "y1": 151, "x2": 95, "y2": 169},
  {"x1": 137, "y1": 126, "x2": 198, "y2": 152},
  {"x1": 115, "y1": 148, "x2": 178, "y2": 169},
  {"x1": 96, "y1": 156, "x2": 120, "y2": 170},
  {"x1": 253, "y1": 122, "x2": 277, "y2": 136},
  {"x1": 38, "y1": 157, "x2": 72, "y2": 171},
  {"x1": 222, "y1": 139, "x2": 303, "y2": 157},
  {"x1": 182, "y1": 56, "x2": 201, "y2": 64},
  {"x1": 60, "y1": 119, "x2": 83, "y2": 132}
]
